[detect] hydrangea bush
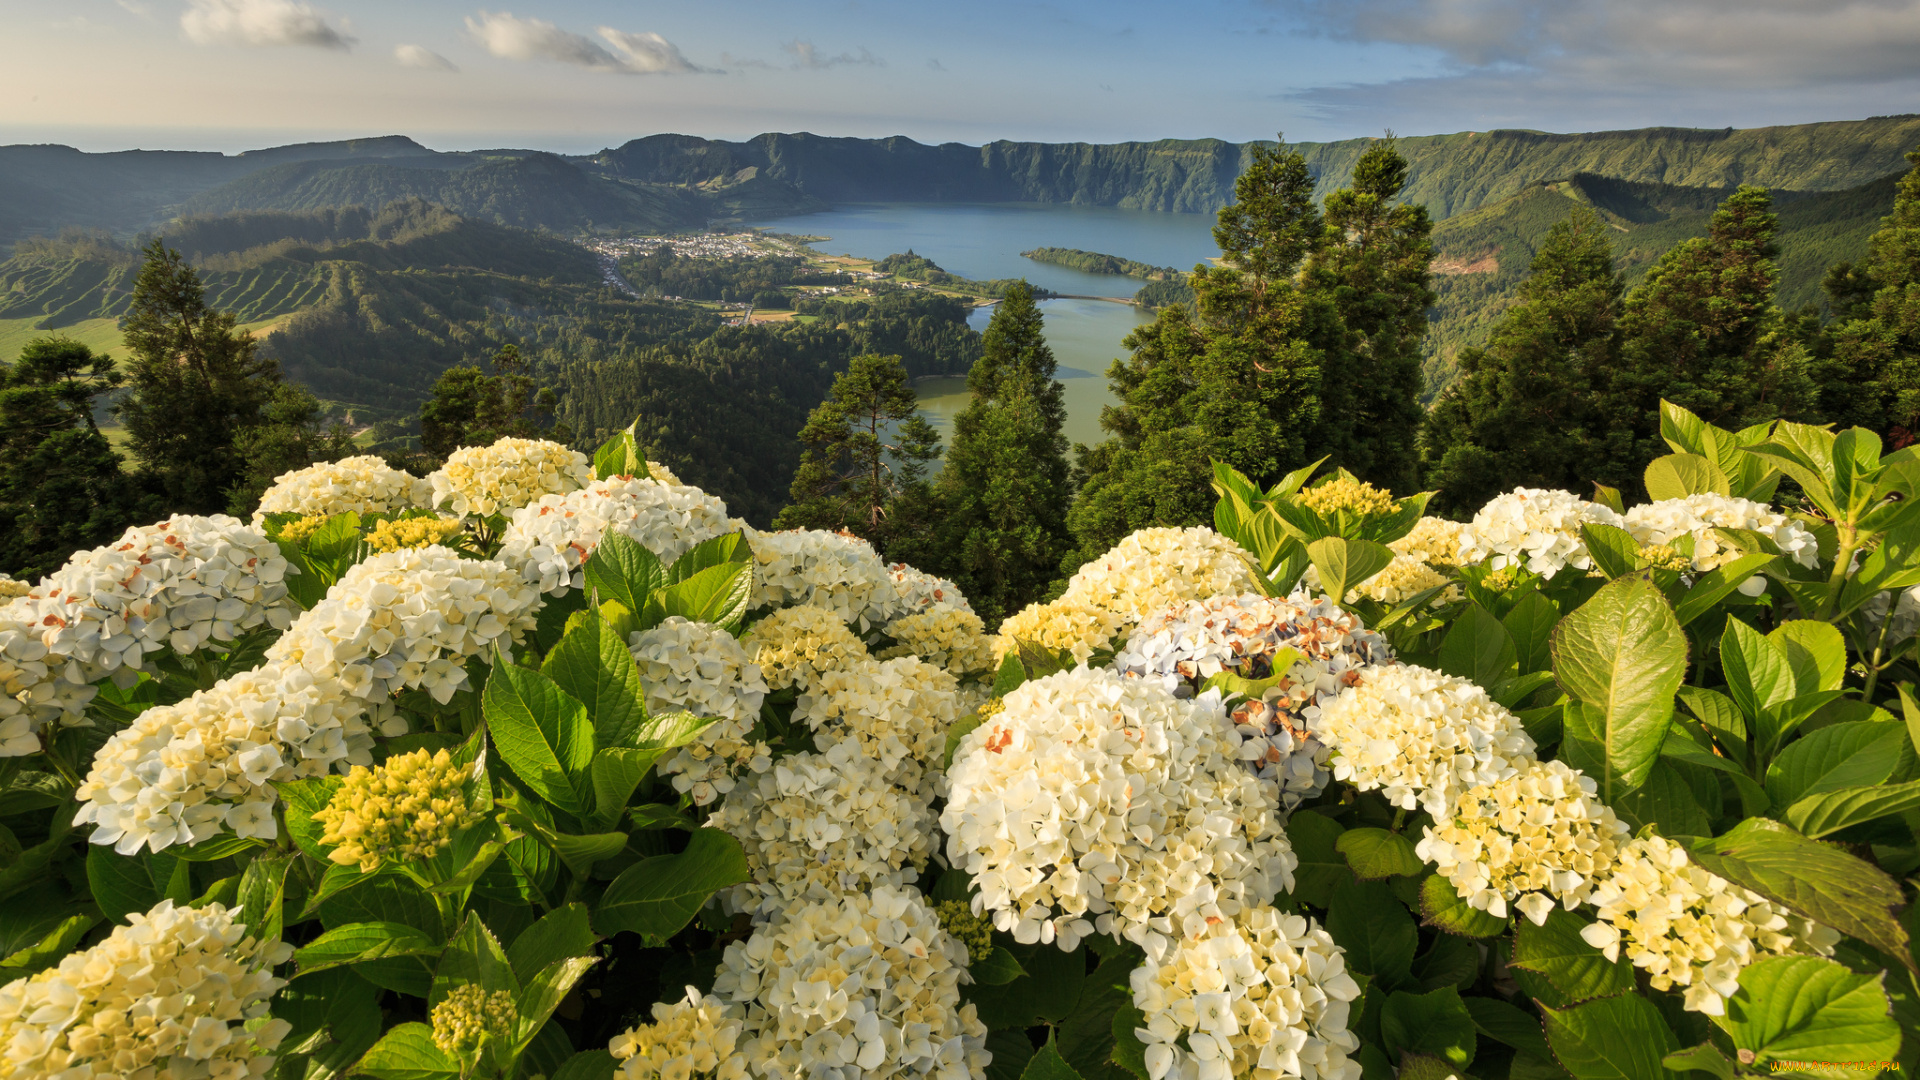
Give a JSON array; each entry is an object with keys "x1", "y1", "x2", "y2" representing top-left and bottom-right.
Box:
[{"x1": 0, "y1": 402, "x2": 1912, "y2": 1080}]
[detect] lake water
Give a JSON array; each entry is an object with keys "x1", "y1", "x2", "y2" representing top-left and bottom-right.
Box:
[{"x1": 755, "y1": 202, "x2": 1219, "y2": 450}]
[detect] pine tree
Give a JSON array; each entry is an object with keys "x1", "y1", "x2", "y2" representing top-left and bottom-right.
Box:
[
  {"x1": 1589, "y1": 185, "x2": 1814, "y2": 494},
  {"x1": 117, "y1": 240, "x2": 284, "y2": 513},
  {"x1": 775, "y1": 353, "x2": 941, "y2": 554},
  {"x1": 1819, "y1": 148, "x2": 1920, "y2": 439},
  {"x1": 1421, "y1": 208, "x2": 1624, "y2": 514},
  {"x1": 933, "y1": 284, "x2": 1074, "y2": 623},
  {"x1": 1302, "y1": 137, "x2": 1435, "y2": 493},
  {"x1": 0, "y1": 338, "x2": 142, "y2": 579},
  {"x1": 419, "y1": 344, "x2": 571, "y2": 460},
  {"x1": 1064, "y1": 141, "x2": 1330, "y2": 567}
]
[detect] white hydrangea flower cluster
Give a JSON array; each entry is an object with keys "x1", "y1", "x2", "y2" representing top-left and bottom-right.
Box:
[
  {"x1": 75, "y1": 663, "x2": 377, "y2": 853},
  {"x1": 251, "y1": 454, "x2": 430, "y2": 524},
  {"x1": 610, "y1": 987, "x2": 749, "y2": 1080},
  {"x1": 1130, "y1": 907, "x2": 1363, "y2": 1080},
  {"x1": 0, "y1": 516, "x2": 297, "y2": 756},
  {"x1": 747, "y1": 529, "x2": 902, "y2": 628},
  {"x1": 1415, "y1": 759, "x2": 1628, "y2": 925},
  {"x1": 744, "y1": 606, "x2": 872, "y2": 692},
  {"x1": 713, "y1": 887, "x2": 990, "y2": 1080},
  {"x1": 1115, "y1": 594, "x2": 1394, "y2": 809},
  {"x1": 941, "y1": 666, "x2": 1295, "y2": 958},
  {"x1": 994, "y1": 598, "x2": 1128, "y2": 666},
  {"x1": 793, "y1": 656, "x2": 959, "y2": 793},
  {"x1": 1316, "y1": 665, "x2": 1536, "y2": 817},
  {"x1": 0, "y1": 574, "x2": 29, "y2": 600},
  {"x1": 880, "y1": 608, "x2": 997, "y2": 679},
  {"x1": 1058, "y1": 527, "x2": 1259, "y2": 627},
  {"x1": 1579, "y1": 834, "x2": 1838, "y2": 1015},
  {"x1": 428, "y1": 437, "x2": 592, "y2": 517},
  {"x1": 498, "y1": 476, "x2": 737, "y2": 595},
  {"x1": 1623, "y1": 493, "x2": 1819, "y2": 589},
  {"x1": 267, "y1": 547, "x2": 541, "y2": 703},
  {"x1": 713, "y1": 749, "x2": 938, "y2": 914},
  {"x1": 1457, "y1": 488, "x2": 1627, "y2": 578},
  {"x1": 1390, "y1": 516, "x2": 1466, "y2": 568},
  {"x1": 633, "y1": 617, "x2": 772, "y2": 806},
  {"x1": 0, "y1": 899, "x2": 293, "y2": 1080},
  {"x1": 889, "y1": 564, "x2": 973, "y2": 616}
]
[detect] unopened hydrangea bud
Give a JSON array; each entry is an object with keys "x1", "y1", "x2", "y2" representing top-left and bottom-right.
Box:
[
  {"x1": 1295, "y1": 476, "x2": 1397, "y2": 519},
  {"x1": 315, "y1": 747, "x2": 482, "y2": 872},
  {"x1": 1639, "y1": 544, "x2": 1694, "y2": 572},
  {"x1": 276, "y1": 514, "x2": 333, "y2": 545},
  {"x1": 431, "y1": 984, "x2": 519, "y2": 1058},
  {"x1": 936, "y1": 899, "x2": 996, "y2": 963},
  {"x1": 365, "y1": 516, "x2": 467, "y2": 553}
]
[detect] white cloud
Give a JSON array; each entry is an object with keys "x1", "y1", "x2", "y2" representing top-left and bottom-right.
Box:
[
  {"x1": 181, "y1": 0, "x2": 352, "y2": 50},
  {"x1": 465, "y1": 11, "x2": 703, "y2": 73},
  {"x1": 395, "y1": 44, "x2": 457, "y2": 71},
  {"x1": 597, "y1": 28, "x2": 698, "y2": 73},
  {"x1": 783, "y1": 39, "x2": 883, "y2": 69}
]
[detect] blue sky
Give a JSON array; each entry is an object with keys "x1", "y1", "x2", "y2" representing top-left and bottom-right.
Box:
[{"x1": 5, "y1": 0, "x2": 1919, "y2": 153}]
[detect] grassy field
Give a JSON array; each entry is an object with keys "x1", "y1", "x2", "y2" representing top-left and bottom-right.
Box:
[{"x1": 0, "y1": 314, "x2": 298, "y2": 365}]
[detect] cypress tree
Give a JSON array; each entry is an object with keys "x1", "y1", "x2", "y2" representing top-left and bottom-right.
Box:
[
  {"x1": 117, "y1": 240, "x2": 283, "y2": 514},
  {"x1": 1064, "y1": 141, "x2": 1331, "y2": 567},
  {"x1": 1302, "y1": 137, "x2": 1436, "y2": 493},
  {"x1": 1421, "y1": 208, "x2": 1623, "y2": 514},
  {"x1": 0, "y1": 338, "x2": 141, "y2": 579},
  {"x1": 1589, "y1": 185, "x2": 1814, "y2": 494},
  {"x1": 775, "y1": 353, "x2": 941, "y2": 555},
  {"x1": 1819, "y1": 148, "x2": 1920, "y2": 439},
  {"x1": 934, "y1": 283, "x2": 1074, "y2": 623}
]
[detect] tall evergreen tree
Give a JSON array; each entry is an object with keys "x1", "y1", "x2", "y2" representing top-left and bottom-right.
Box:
[
  {"x1": 1588, "y1": 185, "x2": 1814, "y2": 494},
  {"x1": 1421, "y1": 208, "x2": 1624, "y2": 514},
  {"x1": 1065, "y1": 141, "x2": 1332, "y2": 567},
  {"x1": 775, "y1": 353, "x2": 941, "y2": 555},
  {"x1": 933, "y1": 284, "x2": 1074, "y2": 623},
  {"x1": 419, "y1": 343, "x2": 570, "y2": 460},
  {"x1": 117, "y1": 239, "x2": 283, "y2": 514},
  {"x1": 1818, "y1": 148, "x2": 1920, "y2": 439},
  {"x1": 1302, "y1": 137, "x2": 1436, "y2": 493},
  {"x1": 0, "y1": 338, "x2": 141, "y2": 579}
]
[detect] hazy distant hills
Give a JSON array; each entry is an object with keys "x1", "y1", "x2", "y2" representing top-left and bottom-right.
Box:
[{"x1": 3, "y1": 115, "x2": 1917, "y2": 247}]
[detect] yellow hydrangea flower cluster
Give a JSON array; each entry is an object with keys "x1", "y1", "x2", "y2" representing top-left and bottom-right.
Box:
[
  {"x1": 1390, "y1": 516, "x2": 1465, "y2": 568},
  {"x1": 793, "y1": 656, "x2": 959, "y2": 791},
  {"x1": 427, "y1": 437, "x2": 592, "y2": 517},
  {"x1": 1316, "y1": 664, "x2": 1536, "y2": 817},
  {"x1": 430, "y1": 984, "x2": 519, "y2": 1058},
  {"x1": 941, "y1": 666, "x2": 1295, "y2": 958},
  {"x1": 364, "y1": 515, "x2": 466, "y2": 553},
  {"x1": 1342, "y1": 552, "x2": 1455, "y2": 606},
  {"x1": 1058, "y1": 527, "x2": 1259, "y2": 626},
  {"x1": 1415, "y1": 759, "x2": 1628, "y2": 925},
  {"x1": 314, "y1": 747, "x2": 483, "y2": 872},
  {"x1": 881, "y1": 607, "x2": 998, "y2": 678},
  {"x1": 713, "y1": 887, "x2": 990, "y2": 1080},
  {"x1": 1579, "y1": 835, "x2": 1838, "y2": 1015},
  {"x1": 1638, "y1": 544, "x2": 1694, "y2": 572},
  {"x1": 275, "y1": 514, "x2": 332, "y2": 546},
  {"x1": 0, "y1": 899, "x2": 293, "y2": 1080},
  {"x1": 743, "y1": 605, "x2": 871, "y2": 691},
  {"x1": 253, "y1": 454, "x2": 430, "y2": 524},
  {"x1": 936, "y1": 900, "x2": 996, "y2": 964},
  {"x1": 994, "y1": 597, "x2": 1127, "y2": 665},
  {"x1": 610, "y1": 987, "x2": 748, "y2": 1080},
  {"x1": 1129, "y1": 906, "x2": 1363, "y2": 1080},
  {"x1": 0, "y1": 574, "x2": 28, "y2": 601},
  {"x1": 1294, "y1": 476, "x2": 1397, "y2": 519}
]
